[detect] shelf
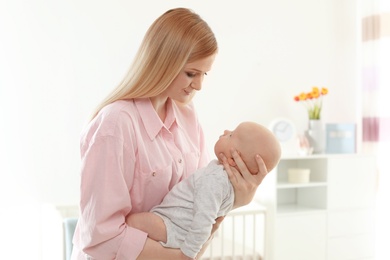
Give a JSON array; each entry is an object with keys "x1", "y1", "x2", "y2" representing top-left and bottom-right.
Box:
[
  {"x1": 277, "y1": 204, "x2": 327, "y2": 215},
  {"x1": 277, "y1": 181, "x2": 327, "y2": 189},
  {"x1": 229, "y1": 201, "x2": 266, "y2": 216},
  {"x1": 261, "y1": 154, "x2": 377, "y2": 260},
  {"x1": 280, "y1": 154, "x2": 330, "y2": 160},
  {"x1": 280, "y1": 153, "x2": 361, "y2": 160}
]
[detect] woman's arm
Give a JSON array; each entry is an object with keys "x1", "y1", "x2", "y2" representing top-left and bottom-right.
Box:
[
  {"x1": 220, "y1": 149, "x2": 268, "y2": 209},
  {"x1": 136, "y1": 218, "x2": 224, "y2": 260},
  {"x1": 77, "y1": 135, "x2": 148, "y2": 260},
  {"x1": 137, "y1": 238, "x2": 193, "y2": 260},
  {"x1": 126, "y1": 212, "x2": 167, "y2": 243}
]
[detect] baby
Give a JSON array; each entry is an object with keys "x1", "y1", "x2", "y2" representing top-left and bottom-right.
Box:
[{"x1": 126, "y1": 121, "x2": 281, "y2": 259}]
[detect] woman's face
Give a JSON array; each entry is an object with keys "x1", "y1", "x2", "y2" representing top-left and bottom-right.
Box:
[{"x1": 165, "y1": 54, "x2": 216, "y2": 103}]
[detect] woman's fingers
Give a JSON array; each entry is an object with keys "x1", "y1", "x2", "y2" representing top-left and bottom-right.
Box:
[
  {"x1": 230, "y1": 149, "x2": 250, "y2": 179},
  {"x1": 219, "y1": 153, "x2": 238, "y2": 184},
  {"x1": 254, "y1": 154, "x2": 268, "y2": 185},
  {"x1": 231, "y1": 149, "x2": 268, "y2": 185},
  {"x1": 220, "y1": 149, "x2": 270, "y2": 208}
]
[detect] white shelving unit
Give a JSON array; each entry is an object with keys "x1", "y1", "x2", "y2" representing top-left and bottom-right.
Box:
[{"x1": 257, "y1": 154, "x2": 377, "y2": 260}]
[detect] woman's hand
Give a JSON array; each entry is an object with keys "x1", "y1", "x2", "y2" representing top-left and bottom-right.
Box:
[
  {"x1": 220, "y1": 149, "x2": 268, "y2": 208},
  {"x1": 211, "y1": 216, "x2": 224, "y2": 235}
]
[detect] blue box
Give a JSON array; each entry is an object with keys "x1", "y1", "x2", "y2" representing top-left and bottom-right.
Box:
[{"x1": 326, "y1": 123, "x2": 356, "y2": 154}]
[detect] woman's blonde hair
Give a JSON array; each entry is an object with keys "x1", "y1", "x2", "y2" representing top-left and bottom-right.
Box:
[{"x1": 91, "y1": 8, "x2": 218, "y2": 119}]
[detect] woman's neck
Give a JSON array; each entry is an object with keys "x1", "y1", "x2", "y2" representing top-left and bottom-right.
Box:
[{"x1": 149, "y1": 96, "x2": 169, "y2": 122}]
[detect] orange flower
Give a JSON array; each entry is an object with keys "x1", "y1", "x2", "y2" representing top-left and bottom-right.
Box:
[{"x1": 294, "y1": 86, "x2": 329, "y2": 119}]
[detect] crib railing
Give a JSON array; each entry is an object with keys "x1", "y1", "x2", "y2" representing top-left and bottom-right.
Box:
[
  {"x1": 203, "y1": 201, "x2": 267, "y2": 260},
  {"x1": 55, "y1": 204, "x2": 267, "y2": 260}
]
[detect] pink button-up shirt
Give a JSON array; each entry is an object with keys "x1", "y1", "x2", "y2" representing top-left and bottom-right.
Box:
[{"x1": 71, "y1": 98, "x2": 210, "y2": 260}]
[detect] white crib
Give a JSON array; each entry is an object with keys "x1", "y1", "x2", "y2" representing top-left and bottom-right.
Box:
[
  {"x1": 203, "y1": 201, "x2": 267, "y2": 260},
  {"x1": 55, "y1": 203, "x2": 267, "y2": 260}
]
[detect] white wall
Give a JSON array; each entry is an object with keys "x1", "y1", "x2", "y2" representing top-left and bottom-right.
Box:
[
  {"x1": 194, "y1": 0, "x2": 360, "y2": 153},
  {"x1": 0, "y1": 0, "x2": 359, "y2": 259}
]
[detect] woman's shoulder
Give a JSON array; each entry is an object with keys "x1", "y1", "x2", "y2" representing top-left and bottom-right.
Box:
[
  {"x1": 82, "y1": 100, "x2": 137, "y2": 141},
  {"x1": 98, "y1": 100, "x2": 137, "y2": 128},
  {"x1": 101, "y1": 100, "x2": 136, "y2": 117}
]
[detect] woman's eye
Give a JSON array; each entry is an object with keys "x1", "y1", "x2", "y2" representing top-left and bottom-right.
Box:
[{"x1": 186, "y1": 72, "x2": 196, "y2": 78}]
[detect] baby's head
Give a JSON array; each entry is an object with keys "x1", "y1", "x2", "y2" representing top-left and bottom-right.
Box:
[{"x1": 215, "y1": 121, "x2": 281, "y2": 174}]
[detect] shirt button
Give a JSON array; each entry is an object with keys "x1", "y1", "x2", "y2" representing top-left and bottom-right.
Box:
[
  {"x1": 178, "y1": 159, "x2": 182, "y2": 163},
  {"x1": 152, "y1": 172, "x2": 156, "y2": 177}
]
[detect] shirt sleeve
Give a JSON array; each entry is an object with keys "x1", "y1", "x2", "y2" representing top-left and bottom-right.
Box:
[{"x1": 78, "y1": 135, "x2": 147, "y2": 260}]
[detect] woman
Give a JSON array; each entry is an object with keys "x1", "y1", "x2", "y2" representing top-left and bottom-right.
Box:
[{"x1": 71, "y1": 8, "x2": 268, "y2": 260}]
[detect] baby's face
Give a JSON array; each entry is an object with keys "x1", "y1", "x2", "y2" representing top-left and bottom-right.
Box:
[
  {"x1": 214, "y1": 129, "x2": 232, "y2": 161},
  {"x1": 214, "y1": 125, "x2": 245, "y2": 162},
  {"x1": 214, "y1": 121, "x2": 281, "y2": 173}
]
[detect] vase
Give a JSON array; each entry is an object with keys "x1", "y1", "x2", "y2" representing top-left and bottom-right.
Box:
[{"x1": 305, "y1": 119, "x2": 325, "y2": 154}]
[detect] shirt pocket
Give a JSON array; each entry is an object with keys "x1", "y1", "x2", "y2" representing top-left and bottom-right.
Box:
[{"x1": 133, "y1": 163, "x2": 173, "y2": 211}]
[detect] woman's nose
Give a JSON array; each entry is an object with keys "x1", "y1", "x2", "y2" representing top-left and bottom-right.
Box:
[{"x1": 191, "y1": 78, "x2": 202, "y2": 91}]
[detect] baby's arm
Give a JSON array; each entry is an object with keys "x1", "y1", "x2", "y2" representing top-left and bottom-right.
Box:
[{"x1": 126, "y1": 212, "x2": 167, "y2": 243}]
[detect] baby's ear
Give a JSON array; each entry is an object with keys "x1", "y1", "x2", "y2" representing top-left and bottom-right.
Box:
[{"x1": 228, "y1": 157, "x2": 236, "y2": 167}]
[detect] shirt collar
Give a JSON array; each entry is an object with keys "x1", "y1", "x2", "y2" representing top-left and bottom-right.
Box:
[{"x1": 135, "y1": 98, "x2": 178, "y2": 141}]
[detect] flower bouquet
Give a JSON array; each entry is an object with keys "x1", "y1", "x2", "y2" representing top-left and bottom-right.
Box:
[{"x1": 294, "y1": 86, "x2": 328, "y2": 120}]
